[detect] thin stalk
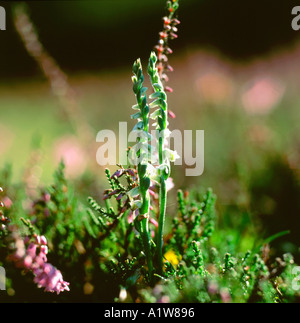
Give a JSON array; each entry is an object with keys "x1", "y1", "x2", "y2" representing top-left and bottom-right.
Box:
[
  {"x1": 157, "y1": 128, "x2": 167, "y2": 275},
  {"x1": 139, "y1": 189, "x2": 154, "y2": 279},
  {"x1": 141, "y1": 220, "x2": 153, "y2": 269},
  {"x1": 157, "y1": 175, "x2": 167, "y2": 275}
]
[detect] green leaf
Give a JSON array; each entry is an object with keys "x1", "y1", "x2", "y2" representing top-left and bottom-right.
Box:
[
  {"x1": 83, "y1": 218, "x2": 97, "y2": 238},
  {"x1": 150, "y1": 51, "x2": 157, "y2": 64},
  {"x1": 149, "y1": 98, "x2": 161, "y2": 109},
  {"x1": 142, "y1": 95, "x2": 148, "y2": 108},
  {"x1": 131, "y1": 112, "x2": 142, "y2": 120},
  {"x1": 132, "y1": 121, "x2": 144, "y2": 131},
  {"x1": 253, "y1": 230, "x2": 290, "y2": 254},
  {"x1": 141, "y1": 176, "x2": 150, "y2": 191},
  {"x1": 133, "y1": 59, "x2": 141, "y2": 74},
  {"x1": 140, "y1": 87, "x2": 148, "y2": 96},
  {"x1": 157, "y1": 116, "x2": 165, "y2": 129},
  {"x1": 150, "y1": 109, "x2": 161, "y2": 120},
  {"x1": 127, "y1": 187, "x2": 140, "y2": 199},
  {"x1": 149, "y1": 91, "x2": 166, "y2": 100},
  {"x1": 264, "y1": 230, "x2": 290, "y2": 245}
]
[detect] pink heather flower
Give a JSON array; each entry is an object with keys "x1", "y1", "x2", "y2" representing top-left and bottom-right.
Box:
[
  {"x1": 149, "y1": 218, "x2": 158, "y2": 228},
  {"x1": 148, "y1": 189, "x2": 158, "y2": 199},
  {"x1": 23, "y1": 255, "x2": 33, "y2": 269},
  {"x1": 34, "y1": 235, "x2": 41, "y2": 244},
  {"x1": 166, "y1": 65, "x2": 174, "y2": 72},
  {"x1": 27, "y1": 242, "x2": 38, "y2": 259},
  {"x1": 8, "y1": 232, "x2": 69, "y2": 295},
  {"x1": 166, "y1": 177, "x2": 175, "y2": 192},
  {"x1": 33, "y1": 263, "x2": 70, "y2": 294},
  {"x1": 168, "y1": 110, "x2": 176, "y2": 119},
  {"x1": 128, "y1": 208, "x2": 139, "y2": 224},
  {"x1": 40, "y1": 245, "x2": 48, "y2": 255},
  {"x1": 165, "y1": 86, "x2": 173, "y2": 93},
  {"x1": 128, "y1": 210, "x2": 134, "y2": 224},
  {"x1": 43, "y1": 194, "x2": 51, "y2": 203}
]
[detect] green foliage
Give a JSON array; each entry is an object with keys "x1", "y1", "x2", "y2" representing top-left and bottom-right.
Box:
[{"x1": 0, "y1": 162, "x2": 299, "y2": 303}]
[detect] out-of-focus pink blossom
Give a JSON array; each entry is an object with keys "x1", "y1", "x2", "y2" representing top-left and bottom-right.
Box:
[
  {"x1": 43, "y1": 194, "x2": 51, "y2": 203},
  {"x1": 0, "y1": 124, "x2": 14, "y2": 155},
  {"x1": 220, "y1": 288, "x2": 232, "y2": 303},
  {"x1": 3, "y1": 197, "x2": 13, "y2": 209},
  {"x1": 54, "y1": 135, "x2": 87, "y2": 178},
  {"x1": 208, "y1": 281, "x2": 219, "y2": 295},
  {"x1": 195, "y1": 71, "x2": 234, "y2": 104},
  {"x1": 242, "y1": 77, "x2": 285, "y2": 115}
]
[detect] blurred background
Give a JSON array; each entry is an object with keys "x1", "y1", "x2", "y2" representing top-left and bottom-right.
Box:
[{"x1": 0, "y1": 0, "x2": 300, "y2": 259}]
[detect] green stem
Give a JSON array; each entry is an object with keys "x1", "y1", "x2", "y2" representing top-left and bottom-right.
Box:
[
  {"x1": 157, "y1": 175, "x2": 167, "y2": 275},
  {"x1": 156, "y1": 128, "x2": 167, "y2": 275},
  {"x1": 141, "y1": 218, "x2": 154, "y2": 280},
  {"x1": 139, "y1": 185, "x2": 154, "y2": 280}
]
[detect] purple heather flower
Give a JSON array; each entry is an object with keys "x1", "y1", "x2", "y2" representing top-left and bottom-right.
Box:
[
  {"x1": 126, "y1": 169, "x2": 136, "y2": 178},
  {"x1": 128, "y1": 208, "x2": 139, "y2": 224},
  {"x1": 111, "y1": 169, "x2": 123, "y2": 178},
  {"x1": 116, "y1": 193, "x2": 124, "y2": 201}
]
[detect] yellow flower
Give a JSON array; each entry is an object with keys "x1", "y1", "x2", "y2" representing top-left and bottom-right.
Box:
[{"x1": 164, "y1": 249, "x2": 181, "y2": 268}]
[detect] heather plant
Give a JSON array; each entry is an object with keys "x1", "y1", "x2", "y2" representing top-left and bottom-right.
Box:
[
  {"x1": 1, "y1": 160, "x2": 300, "y2": 302},
  {"x1": 0, "y1": 0, "x2": 300, "y2": 303}
]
